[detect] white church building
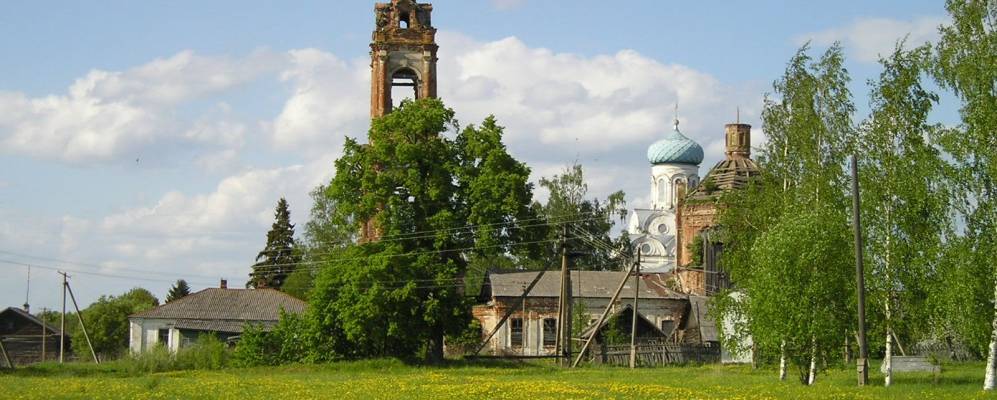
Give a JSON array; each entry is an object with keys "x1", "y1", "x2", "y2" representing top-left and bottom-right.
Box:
[{"x1": 627, "y1": 118, "x2": 704, "y2": 273}]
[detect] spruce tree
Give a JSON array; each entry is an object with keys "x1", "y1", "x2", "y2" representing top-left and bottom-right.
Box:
[
  {"x1": 249, "y1": 198, "x2": 300, "y2": 289},
  {"x1": 166, "y1": 279, "x2": 191, "y2": 302}
]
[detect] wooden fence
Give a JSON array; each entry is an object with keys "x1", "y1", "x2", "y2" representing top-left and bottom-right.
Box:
[{"x1": 591, "y1": 341, "x2": 720, "y2": 367}]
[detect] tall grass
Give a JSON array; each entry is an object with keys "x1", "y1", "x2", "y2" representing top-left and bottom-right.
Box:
[{"x1": 121, "y1": 334, "x2": 231, "y2": 374}]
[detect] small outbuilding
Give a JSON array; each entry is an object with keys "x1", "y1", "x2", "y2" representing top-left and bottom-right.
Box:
[
  {"x1": 128, "y1": 283, "x2": 306, "y2": 353},
  {"x1": 0, "y1": 307, "x2": 67, "y2": 366}
]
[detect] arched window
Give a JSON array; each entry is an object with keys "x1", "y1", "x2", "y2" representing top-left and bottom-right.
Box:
[
  {"x1": 399, "y1": 12, "x2": 411, "y2": 29},
  {"x1": 657, "y1": 178, "x2": 667, "y2": 207},
  {"x1": 389, "y1": 68, "x2": 419, "y2": 111},
  {"x1": 673, "y1": 178, "x2": 687, "y2": 207}
]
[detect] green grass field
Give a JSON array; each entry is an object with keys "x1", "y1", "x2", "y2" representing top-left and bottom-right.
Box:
[{"x1": 3, "y1": 359, "x2": 997, "y2": 399}]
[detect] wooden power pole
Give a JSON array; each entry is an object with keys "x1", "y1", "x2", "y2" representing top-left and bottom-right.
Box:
[
  {"x1": 61, "y1": 273, "x2": 100, "y2": 364},
  {"x1": 629, "y1": 251, "x2": 641, "y2": 368},
  {"x1": 59, "y1": 272, "x2": 66, "y2": 364},
  {"x1": 557, "y1": 225, "x2": 573, "y2": 366},
  {"x1": 852, "y1": 155, "x2": 869, "y2": 385}
]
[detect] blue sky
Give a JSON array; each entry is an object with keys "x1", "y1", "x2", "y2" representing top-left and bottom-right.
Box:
[{"x1": 0, "y1": 0, "x2": 952, "y2": 310}]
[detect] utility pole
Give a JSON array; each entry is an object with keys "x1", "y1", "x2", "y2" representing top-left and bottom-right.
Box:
[
  {"x1": 41, "y1": 307, "x2": 46, "y2": 363},
  {"x1": 59, "y1": 272, "x2": 66, "y2": 364},
  {"x1": 852, "y1": 155, "x2": 869, "y2": 385},
  {"x1": 62, "y1": 273, "x2": 99, "y2": 364},
  {"x1": 558, "y1": 224, "x2": 573, "y2": 366},
  {"x1": 629, "y1": 251, "x2": 641, "y2": 368}
]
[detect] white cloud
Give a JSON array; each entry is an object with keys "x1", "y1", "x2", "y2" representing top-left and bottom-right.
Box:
[
  {"x1": 0, "y1": 50, "x2": 283, "y2": 164},
  {"x1": 269, "y1": 49, "x2": 371, "y2": 153},
  {"x1": 798, "y1": 16, "x2": 946, "y2": 63}
]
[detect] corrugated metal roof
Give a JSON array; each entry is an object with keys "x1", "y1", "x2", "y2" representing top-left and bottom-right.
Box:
[
  {"x1": 129, "y1": 288, "x2": 306, "y2": 321},
  {"x1": 488, "y1": 271, "x2": 684, "y2": 299}
]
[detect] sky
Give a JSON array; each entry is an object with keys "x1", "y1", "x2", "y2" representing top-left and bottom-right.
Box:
[{"x1": 0, "y1": 0, "x2": 953, "y2": 311}]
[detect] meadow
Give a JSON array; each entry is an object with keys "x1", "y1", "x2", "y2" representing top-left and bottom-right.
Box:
[{"x1": 2, "y1": 359, "x2": 996, "y2": 400}]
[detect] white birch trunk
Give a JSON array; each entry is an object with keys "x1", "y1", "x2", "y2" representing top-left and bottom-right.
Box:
[
  {"x1": 885, "y1": 327, "x2": 893, "y2": 387},
  {"x1": 807, "y1": 336, "x2": 817, "y2": 385},
  {"x1": 884, "y1": 221, "x2": 893, "y2": 387},
  {"x1": 779, "y1": 340, "x2": 787, "y2": 381},
  {"x1": 984, "y1": 279, "x2": 997, "y2": 390}
]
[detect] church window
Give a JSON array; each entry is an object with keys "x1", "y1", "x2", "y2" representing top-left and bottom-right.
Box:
[
  {"x1": 656, "y1": 223, "x2": 668, "y2": 234},
  {"x1": 641, "y1": 243, "x2": 652, "y2": 254},
  {"x1": 399, "y1": 13, "x2": 410, "y2": 29},
  {"x1": 657, "y1": 178, "x2": 667, "y2": 206}
]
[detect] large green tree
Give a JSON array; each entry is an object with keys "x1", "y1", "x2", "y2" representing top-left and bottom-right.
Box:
[
  {"x1": 932, "y1": 0, "x2": 997, "y2": 389},
  {"x1": 714, "y1": 43, "x2": 856, "y2": 384},
  {"x1": 308, "y1": 98, "x2": 537, "y2": 363},
  {"x1": 72, "y1": 288, "x2": 159, "y2": 361},
  {"x1": 858, "y1": 43, "x2": 950, "y2": 386},
  {"x1": 249, "y1": 197, "x2": 300, "y2": 289},
  {"x1": 535, "y1": 164, "x2": 629, "y2": 270}
]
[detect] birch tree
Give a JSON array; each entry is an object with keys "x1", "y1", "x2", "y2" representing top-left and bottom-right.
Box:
[
  {"x1": 859, "y1": 43, "x2": 949, "y2": 386},
  {"x1": 714, "y1": 43, "x2": 856, "y2": 384},
  {"x1": 933, "y1": 0, "x2": 997, "y2": 389}
]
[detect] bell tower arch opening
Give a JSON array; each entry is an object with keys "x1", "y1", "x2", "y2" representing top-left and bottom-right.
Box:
[
  {"x1": 370, "y1": 0, "x2": 438, "y2": 119},
  {"x1": 390, "y1": 67, "x2": 420, "y2": 110}
]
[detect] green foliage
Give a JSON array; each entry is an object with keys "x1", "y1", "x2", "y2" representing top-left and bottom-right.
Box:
[
  {"x1": 304, "y1": 98, "x2": 542, "y2": 363},
  {"x1": 233, "y1": 311, "x2": 311, "y2": 366},
  {"x1": 745, "y1": 206, "x2": 854, "y2": 382},
  {"x1": 931, "y1": 0, "x2": 997, "y2": 359},
  {"x1": 174, "y1": 334, "x2": 230, "y2": 370},
  {"x1": 72, "y1": 288, "x2": 159, "y2": 361},
  {"x1": 689, "y1": 235, "x2": 704, "y2": 266},
  {"x1": 858, "y1": 42, "x2": 950, "y2": 356},
  {"x1": 536, "y1": 164, "x2": 629, "y2": 270},
  {"x1": 119, "y1": 335, "x2": 231, "y2": 374},
  {"x1": 281, "y1": 266, "x2": 314, "y2": 301},
  {"x1": 166, "y1": 279, "x2": 191, "y2": 303},
  {"x1": 250, "y1": 197, "x2": 301, "y2": 289},
  {"x1": 714, "y1": 43, "x2": 857, "y2": 383},
  {"x1": 444, "y1": 319, "x2": 483, "y2": 357}
]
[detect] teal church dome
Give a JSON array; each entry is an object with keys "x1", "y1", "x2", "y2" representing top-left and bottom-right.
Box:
[{"x1": 647, "y1": 120, "x2": 704, "y2": 165}]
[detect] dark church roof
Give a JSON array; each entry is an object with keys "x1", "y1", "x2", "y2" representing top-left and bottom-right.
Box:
[{"x1": 689, "y1": 157, "x2": 760, "y2": 199}]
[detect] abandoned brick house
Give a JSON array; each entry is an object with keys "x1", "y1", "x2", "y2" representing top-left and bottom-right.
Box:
[
  {"x1": 0, "y1": 306, "x2": 67, "y2": 366},
  {"x1": 472, "y1": 271, "x2": 718, "y2": 356}
]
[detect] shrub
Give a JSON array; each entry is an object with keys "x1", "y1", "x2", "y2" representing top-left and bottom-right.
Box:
[{"x1": 175, "y1": 334, "x2": 230, "y2": 370}]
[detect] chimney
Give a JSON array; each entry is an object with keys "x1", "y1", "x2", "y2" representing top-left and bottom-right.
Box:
[
  {"x1": 724, "y1": 123, "x2": 751, "y2": 160},
  {"x1": 220, "y1": 279, "x2": 227, "y2": 289}
]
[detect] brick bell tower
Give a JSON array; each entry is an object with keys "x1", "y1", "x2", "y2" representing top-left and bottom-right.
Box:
[{"x1": 370, "y1": 0, "x2": 438, "y2": 118}]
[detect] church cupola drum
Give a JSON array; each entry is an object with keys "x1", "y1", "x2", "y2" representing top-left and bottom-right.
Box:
[{"x1": 370, "y1": 0, "x2": 438, "y2": 118}]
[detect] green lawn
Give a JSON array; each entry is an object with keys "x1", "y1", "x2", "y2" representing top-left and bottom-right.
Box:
[{"x1": 2, "y1": 359, "x2": 996, "y2": 399}]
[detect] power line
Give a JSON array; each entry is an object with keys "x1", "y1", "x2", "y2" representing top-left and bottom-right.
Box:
[
  {"x1": 0, "y1": 250, "x2": 235, "y2": 281},
  {"x1": 0, "y1": 259, "x2": 220, "y2": 286}
]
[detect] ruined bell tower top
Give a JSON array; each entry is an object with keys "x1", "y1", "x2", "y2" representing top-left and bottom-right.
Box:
[
  {"x1": 373, "y1": 0, "x2": 437, "y2": 45},
  {"x1": 369, "y1": 0, "x2": 439, "y2": 119}
]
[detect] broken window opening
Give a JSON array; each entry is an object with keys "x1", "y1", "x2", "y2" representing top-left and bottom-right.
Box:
[
  {"x1": 399, "y1": 13, "x2": 410, "y2": 29},
  {"x1": 510, "y1": 318, "x2": 523, "y2": 347},
  {"x1": 542, "y1": 318, "x2": 557, "y2": 347},
  {"x1": 390, "y1": 68, "x2": 419, "y2": 111}
]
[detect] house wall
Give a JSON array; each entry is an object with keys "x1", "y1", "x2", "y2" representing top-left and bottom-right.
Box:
[
  {"x1": 129, "y1": 318, "x2": 180, "y2": 353},
  {"x1": 473, "y1": 296, "x2": 687, "y2": 356}
]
